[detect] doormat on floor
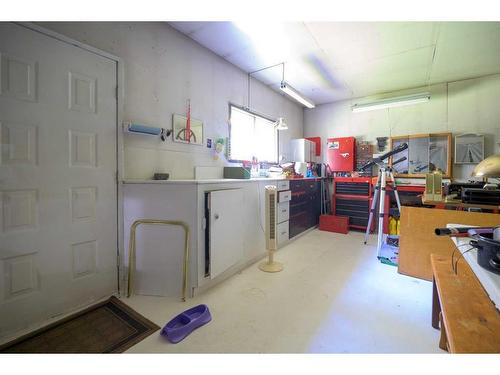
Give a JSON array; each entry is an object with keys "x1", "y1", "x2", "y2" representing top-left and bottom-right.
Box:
[{"x1": 0, "y1": 296, "x2": 159, "y2": 353}]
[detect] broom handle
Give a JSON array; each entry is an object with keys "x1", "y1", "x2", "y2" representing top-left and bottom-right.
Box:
[{"x1": 434, "y1": 227, "x2": 494, "y2": 237}]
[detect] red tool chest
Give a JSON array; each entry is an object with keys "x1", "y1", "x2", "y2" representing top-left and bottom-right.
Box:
[
  {"x1": 332, "y1": 177, "x2": 374, "y2": 232},
  {"x1": 327, "y1": 137, "x2": 356, "y2": 172}
]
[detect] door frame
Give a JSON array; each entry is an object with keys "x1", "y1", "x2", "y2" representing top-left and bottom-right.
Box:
[{"x1": 13, "y1": 22, "x2": 126, "y2": 296}]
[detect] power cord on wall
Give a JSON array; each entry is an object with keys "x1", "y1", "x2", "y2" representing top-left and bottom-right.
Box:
[
  {"x1": 387, "y1": 107, "x2": 392, "y2": 138},
  {"x1": 454, "y1": 247, "x2": 475, "y2": 275},
  {"x1": 451, "y1": 242, "x2": 475, "y2": 275}
]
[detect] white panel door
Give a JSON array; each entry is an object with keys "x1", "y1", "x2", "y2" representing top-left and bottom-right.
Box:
[
  {"x1": 208, "y1": 189, "x2": 244, "y2": 279},
  {"x1": 0, "y1": 23, "x2": 117, "y2": 339}
]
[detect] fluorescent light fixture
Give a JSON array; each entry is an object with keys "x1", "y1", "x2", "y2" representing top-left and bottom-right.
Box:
[
  {"x1": 352, "y1": 92, "x2": 430, "y2": 113},
  {"x1": 280, "y1": 81, "x2": 315, "y2": 109},
  {"x1": 275, "y1": 117, "x2": 288, "y2": 130}
]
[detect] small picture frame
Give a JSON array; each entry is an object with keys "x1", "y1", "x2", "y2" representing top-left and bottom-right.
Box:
[
  {"x1": 172, "y1": 114, "x2": 203, "y2": 146},
  {"x1": 454, "y1": 133, "x2": 484, "y2": 164}
]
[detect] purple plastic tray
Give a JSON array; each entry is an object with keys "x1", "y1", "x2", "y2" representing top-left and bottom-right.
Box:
[{"x1": 160, "y1": 304, "x2": 212, "y2": 343}]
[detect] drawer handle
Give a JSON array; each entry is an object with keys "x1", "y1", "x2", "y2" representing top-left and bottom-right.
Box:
[
  {"x1": 281, "y1": 231, "x2": 287, "y2": 235},
  {"x1": 281, "y1": 209, "x2": 287, "y2": 213}
]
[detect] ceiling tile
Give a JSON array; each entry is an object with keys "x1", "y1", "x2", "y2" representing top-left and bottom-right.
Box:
[
  {"x1": 371, "y1": 22, "x2": 437, "y2": 59},
  {"x1": 169, "y1": 22, "x2": 206, "y2": 35},
  {"x1": 339, "y1": 46, "x2": 434, "y2": 97},
  {"x1": 169, "y1": 21, "x2": 500, "y2": 104},
  {"x1": 226, "y1": 22, "x2": 320, "y2": 67},
  {"x1": 438, "y1": 21, "x2": 500, "y2": 39},
  {"x1": 430, "y1": 24, "x2": 500, "y2": 82},
  {"x1": 306, "y1": 22, "x2": 437, "y2": 68},
  {"x1": 171, "y1": 22, "x2": 252, "y2": 58}
]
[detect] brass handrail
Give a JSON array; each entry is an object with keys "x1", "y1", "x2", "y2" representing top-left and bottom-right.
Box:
[{"x1": 127, "y1": 219, "x2": 189, "y2": 301}]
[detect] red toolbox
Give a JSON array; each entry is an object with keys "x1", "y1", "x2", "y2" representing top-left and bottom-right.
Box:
[
  {"x1": 327, "y1": 136, "x2": 356, "y2": 172},
  {"x1": 319, "y1": 215, "x2": 349, "y2": 234}
]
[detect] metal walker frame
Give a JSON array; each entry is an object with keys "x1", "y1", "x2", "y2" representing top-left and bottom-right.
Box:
[{"x1": 127, "y1": 219, "x2": 190, "y2": 302}]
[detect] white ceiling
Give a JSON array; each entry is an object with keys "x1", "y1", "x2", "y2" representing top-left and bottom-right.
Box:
[{"x1": 169, "y1": 22, "x2": 500, "y2": 106}]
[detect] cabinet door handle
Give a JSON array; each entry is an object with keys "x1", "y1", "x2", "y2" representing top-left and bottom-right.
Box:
[{"x1": 214, "y1": 214, "x2": 220, "y2": 220}]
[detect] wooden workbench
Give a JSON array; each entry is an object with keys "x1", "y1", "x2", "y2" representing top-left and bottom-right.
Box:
[
  {"x1": 398, "y1": 207, "x2": 500, "y2": 280},
  {"x1": 431, "y1": 254, "x2": 500, "y2": 353},
  {"x1": 422, "y1": 198, "x2": 500, "y2": 213}
]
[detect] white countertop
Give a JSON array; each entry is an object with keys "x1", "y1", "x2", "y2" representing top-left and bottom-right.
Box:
[
  {"x1": 448, "y1": 223, "x2": 500, "y2": 310},
  {"x1": 122, "y1": 177, "x2": 325, "y2": 185},
  {"x1": 122, "y1": 178, "x2": 278, "y2": 185}
]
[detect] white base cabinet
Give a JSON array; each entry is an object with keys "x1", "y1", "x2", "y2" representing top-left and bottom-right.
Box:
[
  {"x1": 206, "y1": 189, "x2": 244, "y2": 279},
  {"x1": 123, "y1": 179, "x2": 280, "y2": 298}
]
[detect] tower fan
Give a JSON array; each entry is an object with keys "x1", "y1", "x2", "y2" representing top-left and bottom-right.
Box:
[{"x1": 259, "y1": 185, "x2": 284, "y2": 272}]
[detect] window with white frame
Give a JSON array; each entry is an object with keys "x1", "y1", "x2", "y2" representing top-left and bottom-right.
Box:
[{"x1": 228, "y1": 105, "x2": 278, "y2": 163}]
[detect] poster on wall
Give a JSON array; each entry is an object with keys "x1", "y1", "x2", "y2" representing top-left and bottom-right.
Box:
[
  {"x1": 454, "y1": 133, "x2": 484, "y2": 164},
  {"x1": 173, "y1": 114, "x2": 204, "y2": 145}
]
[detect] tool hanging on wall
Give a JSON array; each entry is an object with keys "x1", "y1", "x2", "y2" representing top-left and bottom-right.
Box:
[
  {"x1": 186, "y1": 99, "x2": 191, "y2": 142},
  {"x1": 376, "y1": 137, "x2": 388, "y2": 152},
  {"x1": 359, "y1": 142, "x2": 408, "y2": 258},
  {"x1": 176, "y1": 99, "x2": 197, "y2": 143},
  {"x1": 124, "y1": 122, "x2": 172, "y2": 141}
]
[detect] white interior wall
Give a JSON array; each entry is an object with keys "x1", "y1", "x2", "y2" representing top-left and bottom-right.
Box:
[
  {"x1": 304, "y1": 74, "x2": 500, "y2": 181},
  {"x1": 37, "y1": 22, "x2": 304, "y2": 180}
]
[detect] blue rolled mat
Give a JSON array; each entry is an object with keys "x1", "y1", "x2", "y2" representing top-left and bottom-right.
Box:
[{"x1": 128, "y1": 123, "x2": 162, "y2": 136}]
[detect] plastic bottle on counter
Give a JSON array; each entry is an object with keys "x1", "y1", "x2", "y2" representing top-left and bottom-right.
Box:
[
  {"x1": 389, "y1": 216, "x2": 397, "y2": 235},
  {"x1": 251, "y1": 156, "x2": 259, "y2": 177}
]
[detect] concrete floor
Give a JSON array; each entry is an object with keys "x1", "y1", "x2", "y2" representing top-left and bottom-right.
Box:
[{"x1": 124, "y1": 229, "x2": 443, "y2": 353}]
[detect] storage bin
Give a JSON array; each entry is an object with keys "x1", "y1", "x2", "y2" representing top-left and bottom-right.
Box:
[
  {"x1": 319, "y1": 215, "x2": 349, "y2": 234},
  {"x1": 223, "y1": 166, "x2": 251, "y2": 179}
]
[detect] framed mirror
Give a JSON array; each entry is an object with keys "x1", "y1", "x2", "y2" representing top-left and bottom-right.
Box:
[
  {"x1": 408, "y1": 136, "x2": 429, "y2": 174},
  {"x1": 390, "y1": 133, "x2": 452, "y2": 178},
  {"x1": 391, "y1": 137, "x2": 409, "y2": 174},
  {"x1": 429, "y1": 135, "x2": 449, "y2": 173}
]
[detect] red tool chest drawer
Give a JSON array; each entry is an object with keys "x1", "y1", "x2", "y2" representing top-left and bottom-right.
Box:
[{"x1": 332, "y1": 177, "x2": 374, "y2": 232}]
